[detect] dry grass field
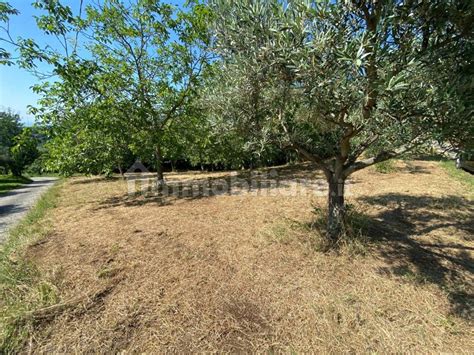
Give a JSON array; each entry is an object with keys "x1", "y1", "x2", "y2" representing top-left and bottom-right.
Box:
[{"x1": 8, "y1": 160, "x2": 474, "y2": 352}]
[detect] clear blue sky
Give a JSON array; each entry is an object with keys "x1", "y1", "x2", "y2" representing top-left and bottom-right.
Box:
[
  {"x1": 0, "y1": 0, "x2": 185, "y2": 126},
  {"x1": 0, "y1": 1, "x2": 88, "y2": 125}
]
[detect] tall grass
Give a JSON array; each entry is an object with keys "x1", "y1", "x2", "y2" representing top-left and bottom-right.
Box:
[
  {"x1": 0, "y1": 181, "x2": 62, "y2": 353},
  {"x1": 310, "y1": 202, "x2": 375, "y2": 254}
]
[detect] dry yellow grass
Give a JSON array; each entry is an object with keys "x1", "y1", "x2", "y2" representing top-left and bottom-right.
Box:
[{"x1": 22, "y1": 160, "x2": 473, "y2": 352}]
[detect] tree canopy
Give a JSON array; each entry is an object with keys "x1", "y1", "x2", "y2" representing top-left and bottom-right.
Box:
[{"x1": 209, "y1": 0, "x2": 473, "y2": 240}]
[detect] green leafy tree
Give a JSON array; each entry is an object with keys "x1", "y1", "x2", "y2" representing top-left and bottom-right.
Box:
[
  {"x1": 0, "y1": 110, "x2": 22, "y2": 170},
  {"x1": 39, "y1": 103, "x2": 135, "y2": 176},
  {"x1": 0, "y1": 109, "x2": 22, "y2": 148},
  {"x1": 7, "y1": 0, "x2": 211, "y2": 180},
  {"x1": 24, "y1": 0, "x2": 208, "y2": 181},
  {"x1": 210, "y1": 0, "x2": 473, "y2": 242},
  {"x1": 9, "y1": 127, "x2": 39, "y2": 176},
  {"x1": 80, "y1": 0, "x2": 211, "y2": 181}
]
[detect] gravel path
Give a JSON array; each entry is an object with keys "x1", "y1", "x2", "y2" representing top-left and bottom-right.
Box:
[{"x1": 0, "y1": 177, "x2": 58, "y2": 243}]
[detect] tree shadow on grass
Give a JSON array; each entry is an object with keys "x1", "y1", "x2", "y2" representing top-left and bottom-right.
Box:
[
  {"x1": 70, "y1": 176, "x2": 122, "y2": 185},
  {"x1": 403, "y1": 161, "x2": 433, "y2": 174},
  {"x1": 358, "y1": 193, "x2": 474, "y2": 320},
  {"x1": 95, "y1": 164, "x2": 329, "y2": 209}
]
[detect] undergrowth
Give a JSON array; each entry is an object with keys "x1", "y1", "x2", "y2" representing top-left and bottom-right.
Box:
[
  {"x1": 263, "y1": 202, "x2": 376, "y2": 256},
  {"x1": 373, "y1": 159, "x2": 397, "y2": 174},
  {"x1": 310, "y1": 203, "x2": 375, "y2": 254},
  {"x1": 0, "y1": 180, "x2": 62, "y2": 353}
]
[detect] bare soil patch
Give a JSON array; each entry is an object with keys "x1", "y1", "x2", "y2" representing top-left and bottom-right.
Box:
[{"x1": 25, "y1": 160, "x2": 473, "y2": 352}]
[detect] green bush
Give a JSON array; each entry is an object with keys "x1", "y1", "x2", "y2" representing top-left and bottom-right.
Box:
[{"x1": 374, "y1": 159, "x2": 397, "y2": 174}]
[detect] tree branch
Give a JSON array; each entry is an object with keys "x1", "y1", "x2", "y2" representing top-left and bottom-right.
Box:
[
  {"x1": 285, "y1": 142, "x2": 332, "y2": 178},
  {"x1": 343, "y1": 140, "x2": 424, "y2": 178}
]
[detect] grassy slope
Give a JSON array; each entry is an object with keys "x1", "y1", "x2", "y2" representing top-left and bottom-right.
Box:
[
  {"x1": 439, "y1": 160, "x2": 474, "y2": 194},
  {"x1": 0, "y1": 181, "x2": 62, "y2": 353},
  {"x1": 0, "y1": 175, "x2": 32, "y2": 194}
]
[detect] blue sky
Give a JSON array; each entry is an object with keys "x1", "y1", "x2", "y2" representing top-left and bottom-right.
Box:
[
  {"x1": 1, "y1": 1, "x2": 42, "y2": 125},
  {"x1": 0, "y1": 0, "x2": 185, "y2": 126},
  {"x1": 0, "y1": 1, "x2": 87, "y2": 125}
]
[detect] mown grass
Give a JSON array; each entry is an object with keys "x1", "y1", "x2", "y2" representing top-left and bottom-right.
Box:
[
  {"x1": 6, "y1": 163, "x2": 472, "y2": 352},
  {"x1": 439, "y1": 160, "x2": 474, "y2": 193},
  {"x1": 0, "y1": 180, "x2": 62, "y2": 353},
  {"x1": 0, "y1": 175, "x2": 32, "y2": 194},
  {"x1": 29, "y1": 165, "x2": 472, "y2": 353}
]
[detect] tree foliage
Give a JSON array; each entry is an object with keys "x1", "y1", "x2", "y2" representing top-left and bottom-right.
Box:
[
  {"x1": 0, "y1": 110, "x2": 22, "y2": 171},
  {"x1": 0, "y1": 1, "x2": 19, "y2": 65},
  {"x1": 9, "y1": 127, "x2": 40, "y2": 176},
  {"x1": 19, "y1": 0, "x2": 213, "y2": 179},
  {"x1": 0, "y1": 110, "x2": 42, "y2": 176},
  {"x1": 209, "y1": 0, "x2": 474, "y2": 240},
  {"x1": 0, "y1": 110, "x2": 22, "y2": 150}
]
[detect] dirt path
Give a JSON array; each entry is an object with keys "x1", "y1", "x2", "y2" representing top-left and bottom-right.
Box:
[{"x1": 0, "y1": 177, "x2": 58, "y2": 243}]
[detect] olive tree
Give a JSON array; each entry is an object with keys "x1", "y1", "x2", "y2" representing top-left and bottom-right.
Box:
[{"x1": 211, "y1": 0, "x2": 473, "y2": 242}]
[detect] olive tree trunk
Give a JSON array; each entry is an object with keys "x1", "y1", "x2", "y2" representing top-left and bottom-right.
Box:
[{"x1": 326, "y1": 172, "x2": 346, "y2": 242}]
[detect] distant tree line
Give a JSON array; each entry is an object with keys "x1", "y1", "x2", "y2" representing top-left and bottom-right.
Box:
[{"x1": 0, "y1": 110, "x2": 42, "y2": 176}]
